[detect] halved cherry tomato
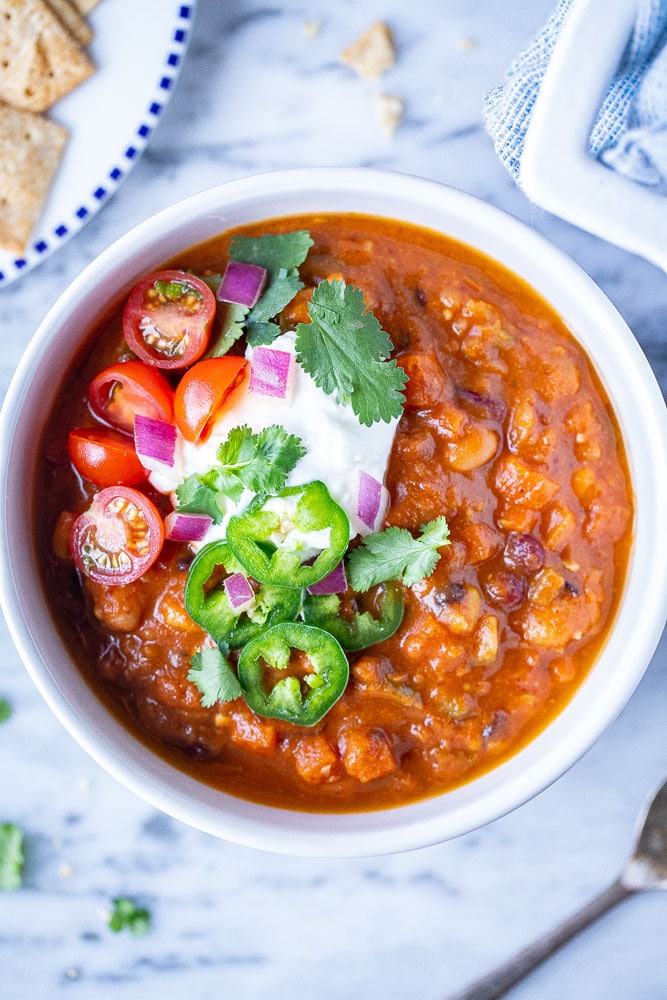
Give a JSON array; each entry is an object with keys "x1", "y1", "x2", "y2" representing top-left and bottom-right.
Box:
[
  {"x1": 68, "y1": 428, "x2": 147, "y2": 488},
  {"x1": 89, "y1": 361, "x2": 174, "y2": 434},
  {"x1": 123, "y1": 270, "x2": 216, "y2": 369},
  {"x1": 70, "y1": 486, "x2": 164, "y2": 585},
  {"x1": 174, "y1": 356, "x2": 249, "y2": 443}
]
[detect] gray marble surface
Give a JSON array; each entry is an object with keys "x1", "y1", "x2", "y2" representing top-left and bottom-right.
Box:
[{"x1": 2, "y1": 1, "x2": 667, "y2": 997}]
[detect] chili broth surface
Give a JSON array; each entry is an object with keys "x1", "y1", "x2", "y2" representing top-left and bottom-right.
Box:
[{"x1": 37, "y1": 213, "x2": 633, "y2": 812}]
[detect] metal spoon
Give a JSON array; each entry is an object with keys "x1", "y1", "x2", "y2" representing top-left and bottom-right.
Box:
[{"x1": 448, "y1": 778, "x2": 667, "y2": 1000}]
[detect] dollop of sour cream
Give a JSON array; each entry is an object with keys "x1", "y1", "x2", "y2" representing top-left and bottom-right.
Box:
[{"x1": 149, "y1": 332, "x2": 399, "y2": 545}]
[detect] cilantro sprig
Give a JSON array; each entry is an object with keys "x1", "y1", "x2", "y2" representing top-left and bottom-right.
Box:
[
  {"x1": 176, "y1": 424, "x2": 306, "y2": 523},
  {"x1": 295, "y1": 280, "x2": 407, "y2": 426},
  {"x1": 346, "y1": 517, "x2": 451, "y2": 590},
  {"x1": 0, "y1": 823, "x2": 24, "y2": 891},
  {"x1": 229, "y1": 230, "x2": 314, "y2": 345},
  {"x1": 108, "y1": 897, "x2": 152, "y2": 936},
  {"x1": 188, "y1": 646, "x2": 242, "y2": 708}
]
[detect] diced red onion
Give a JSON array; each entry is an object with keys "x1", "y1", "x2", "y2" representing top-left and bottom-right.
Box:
[
  {"x1": 356, "y1": 470, "x2": 389, "y2": 533},
  {"x1": 224, "y1": 572, "x2": 256, "y2": 613},
  {"x1": 164, "y1": 511, "x2": 213, "y2": 543},
  {"x1": 248, "y1": 347, "x2": 293, "y2": 399},
  {"x1": 217, "y1": 261, "x2": 267, "y2": 308},
  {"x1": 307, "y1": 560, "x2": 348, "y2": 596},
  {"x1": 134, "y1": 414, "x2": 177, "y2": 468}
]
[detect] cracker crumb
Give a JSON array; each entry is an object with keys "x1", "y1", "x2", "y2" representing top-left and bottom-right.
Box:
[
  {"x1": 342, "y1": 21, "x2": 395, "y2": 79},
  {"x1": 301, "y1": 19, "x2": 321, "y2": 39},
  {"x1": 65, "y1": 967, "x2": 81, "y2": 981},
  {"x1": 58, "y1": 863, "x2": 73, "y2": 879},
  {"x1": 456, "y1": 35, "x2": 478, "y2": 50},
  {"x1": 374, "y1": 93, "x2": 403, "y2": 136}
]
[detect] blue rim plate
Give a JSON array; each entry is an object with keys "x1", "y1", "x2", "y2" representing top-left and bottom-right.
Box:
[{"x1": 0, "y1": 0, "x2": 196, "y2": 289}]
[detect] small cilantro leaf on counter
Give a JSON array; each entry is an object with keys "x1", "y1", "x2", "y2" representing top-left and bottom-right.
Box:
[
  {"x1": 0, "y1": 698, "x2": 11, "y2": 724},
  {"x1": 347, "y1": 516, "x2": 451, "y2": 590},
  {"x1": 295, "y1": 280, "x2": 407, "y2": 426},
  {"x1": 230, "y1": 231, "x2": 314, "y2": 343},
  {"x1": 0, "y1": 823, "x2": 24, "y2": 891},
  {"x1": 188, "y1": 646, "x2": 243, "y2": 708},
  {"x1": 108, "y1": 897, "x2": 152, "y2": 936}
]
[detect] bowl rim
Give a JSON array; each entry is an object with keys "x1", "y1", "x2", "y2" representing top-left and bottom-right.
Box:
[{"x1": 2, "y1": 166, "x2": 667, "y2": 857}]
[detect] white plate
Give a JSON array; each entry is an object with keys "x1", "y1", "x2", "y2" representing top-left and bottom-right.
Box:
[{"x1": 0, "y1": 0, "x2": 196, "y2": 289}]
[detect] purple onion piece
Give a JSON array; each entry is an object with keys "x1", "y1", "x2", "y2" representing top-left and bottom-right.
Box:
[
  {"x1": 224, "y1": 572, "x2": 256, "y2": 612},
  {"x1": 217, "y1": 261, "x2": 267, "y2": 308},
  {"x1": 356, "y1": 470, "x2": 389, "y2": 533},
  {"x1": 307, "y1": 560, "x2": 348, "y2": 596},
  {"x1": 134, "y1": 414, "x2": 177, "y2": 467},
  {"x1": 248, "y1": 347, "x2": 293, "y2": 399},
  {"x1": 164, "y1": 512, "x2": 213, "y2": 543}
]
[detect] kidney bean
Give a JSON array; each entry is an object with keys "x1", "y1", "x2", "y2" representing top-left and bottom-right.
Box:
[
  {"x1": 484, "y1": 570, "x2": 527, "y2": 611},
  {"x1": 432, "y1": 582, "x2": 466, "y2": 606},
  {"x1": 504, "y1": 532, "x2": 545, "y2": 573}
]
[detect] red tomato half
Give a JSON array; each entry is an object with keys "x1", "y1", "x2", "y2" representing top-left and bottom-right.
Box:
[
  {"x1": 70, "y1": 486, "x2": 164, "y2": 585},
  {"x1": 174, "y1": 356, "x2": 249, "y2": 443},
  {"x1": 123, "y1": 270, "x2": 216, "y2": 369},
  {"x1": 89, "y1": 361, "x2": 174, "y2": 433},
  {"x1": 69, "y1": 428, "x2": 147, "y2": 488}
]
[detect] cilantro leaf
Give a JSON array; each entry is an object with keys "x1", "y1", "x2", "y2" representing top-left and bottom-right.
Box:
[
  {"x1": 176, "y1": 474, "x2": 227, "y2": 524},
  {"x1": 346, "y1": 517, "x2": 451, "y2": 590},
  {"x1": 207, "y1": 301, "x2": 249, "y2": 358},
  {"x1": 230, "y1": 230, "x2": 314, "y2": 275},
  {"x1": 199, "y1": 466, "x2": 246, "y2": 505},
  {"x1": 188, "y1": 647, "x2": 243, "y2": 708},
  {"x1": 0, "y1": 697, "x2": 11, "y2": 724},
  {"x1": 0, "y1": 823, "x2": 24, "y2": 891},
  {"x1": 295, "y1": 280, "x2": 407, "y2": 426},
  {"x1": 216, "y1": 424, "x2": 306, "y2": 496},
  {"x1": 230, "y1": 231, "x2": 314, "y2": 331},
  {"x1": 175, "y1": 425, "x2": 305, "y2": 519},
  {"x1": 246, "y1": 321, "x2": 282, "y2": 346},
  {"x1": 108, "y1": 897, "x2": 151, "y2": 936}
]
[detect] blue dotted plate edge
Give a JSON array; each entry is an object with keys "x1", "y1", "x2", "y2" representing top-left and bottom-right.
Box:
[{"x1": 0, "y1": 3, "x2": 195, "y2": 287}]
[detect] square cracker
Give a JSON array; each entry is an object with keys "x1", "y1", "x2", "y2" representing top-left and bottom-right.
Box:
[
  {"x1": 0, "y1": 0, "x2": 94, "y2": 113},
  {"x1": 0, "y1": 103, "x2": 68, "y2": 254},
  {"x1": 46, "y1": 0, "x2": 94, "y2": 46}
]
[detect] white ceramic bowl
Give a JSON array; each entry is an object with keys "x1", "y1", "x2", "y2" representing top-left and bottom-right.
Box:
[{"x1": 2, "y1": 168, "x2": 667, "y2": 857}]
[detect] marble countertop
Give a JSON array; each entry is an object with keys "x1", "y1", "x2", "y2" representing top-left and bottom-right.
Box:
[{"x1": 2, "y1": 1, "x2": 667, "y2": 997}]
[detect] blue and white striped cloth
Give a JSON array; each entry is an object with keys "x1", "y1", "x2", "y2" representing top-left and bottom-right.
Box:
[{"x1": 484, "y1": 0, "x2": 667, "y2": 192}]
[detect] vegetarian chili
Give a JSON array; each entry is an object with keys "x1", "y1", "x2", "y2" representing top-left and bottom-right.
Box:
[{"x1": 37, "y1": 213, "x2": 633, "y2": 812}]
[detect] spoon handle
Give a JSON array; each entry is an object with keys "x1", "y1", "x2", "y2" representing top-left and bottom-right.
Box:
[{"x1": 446, "y1": 876, "x2": 633, "y2": 1000}]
